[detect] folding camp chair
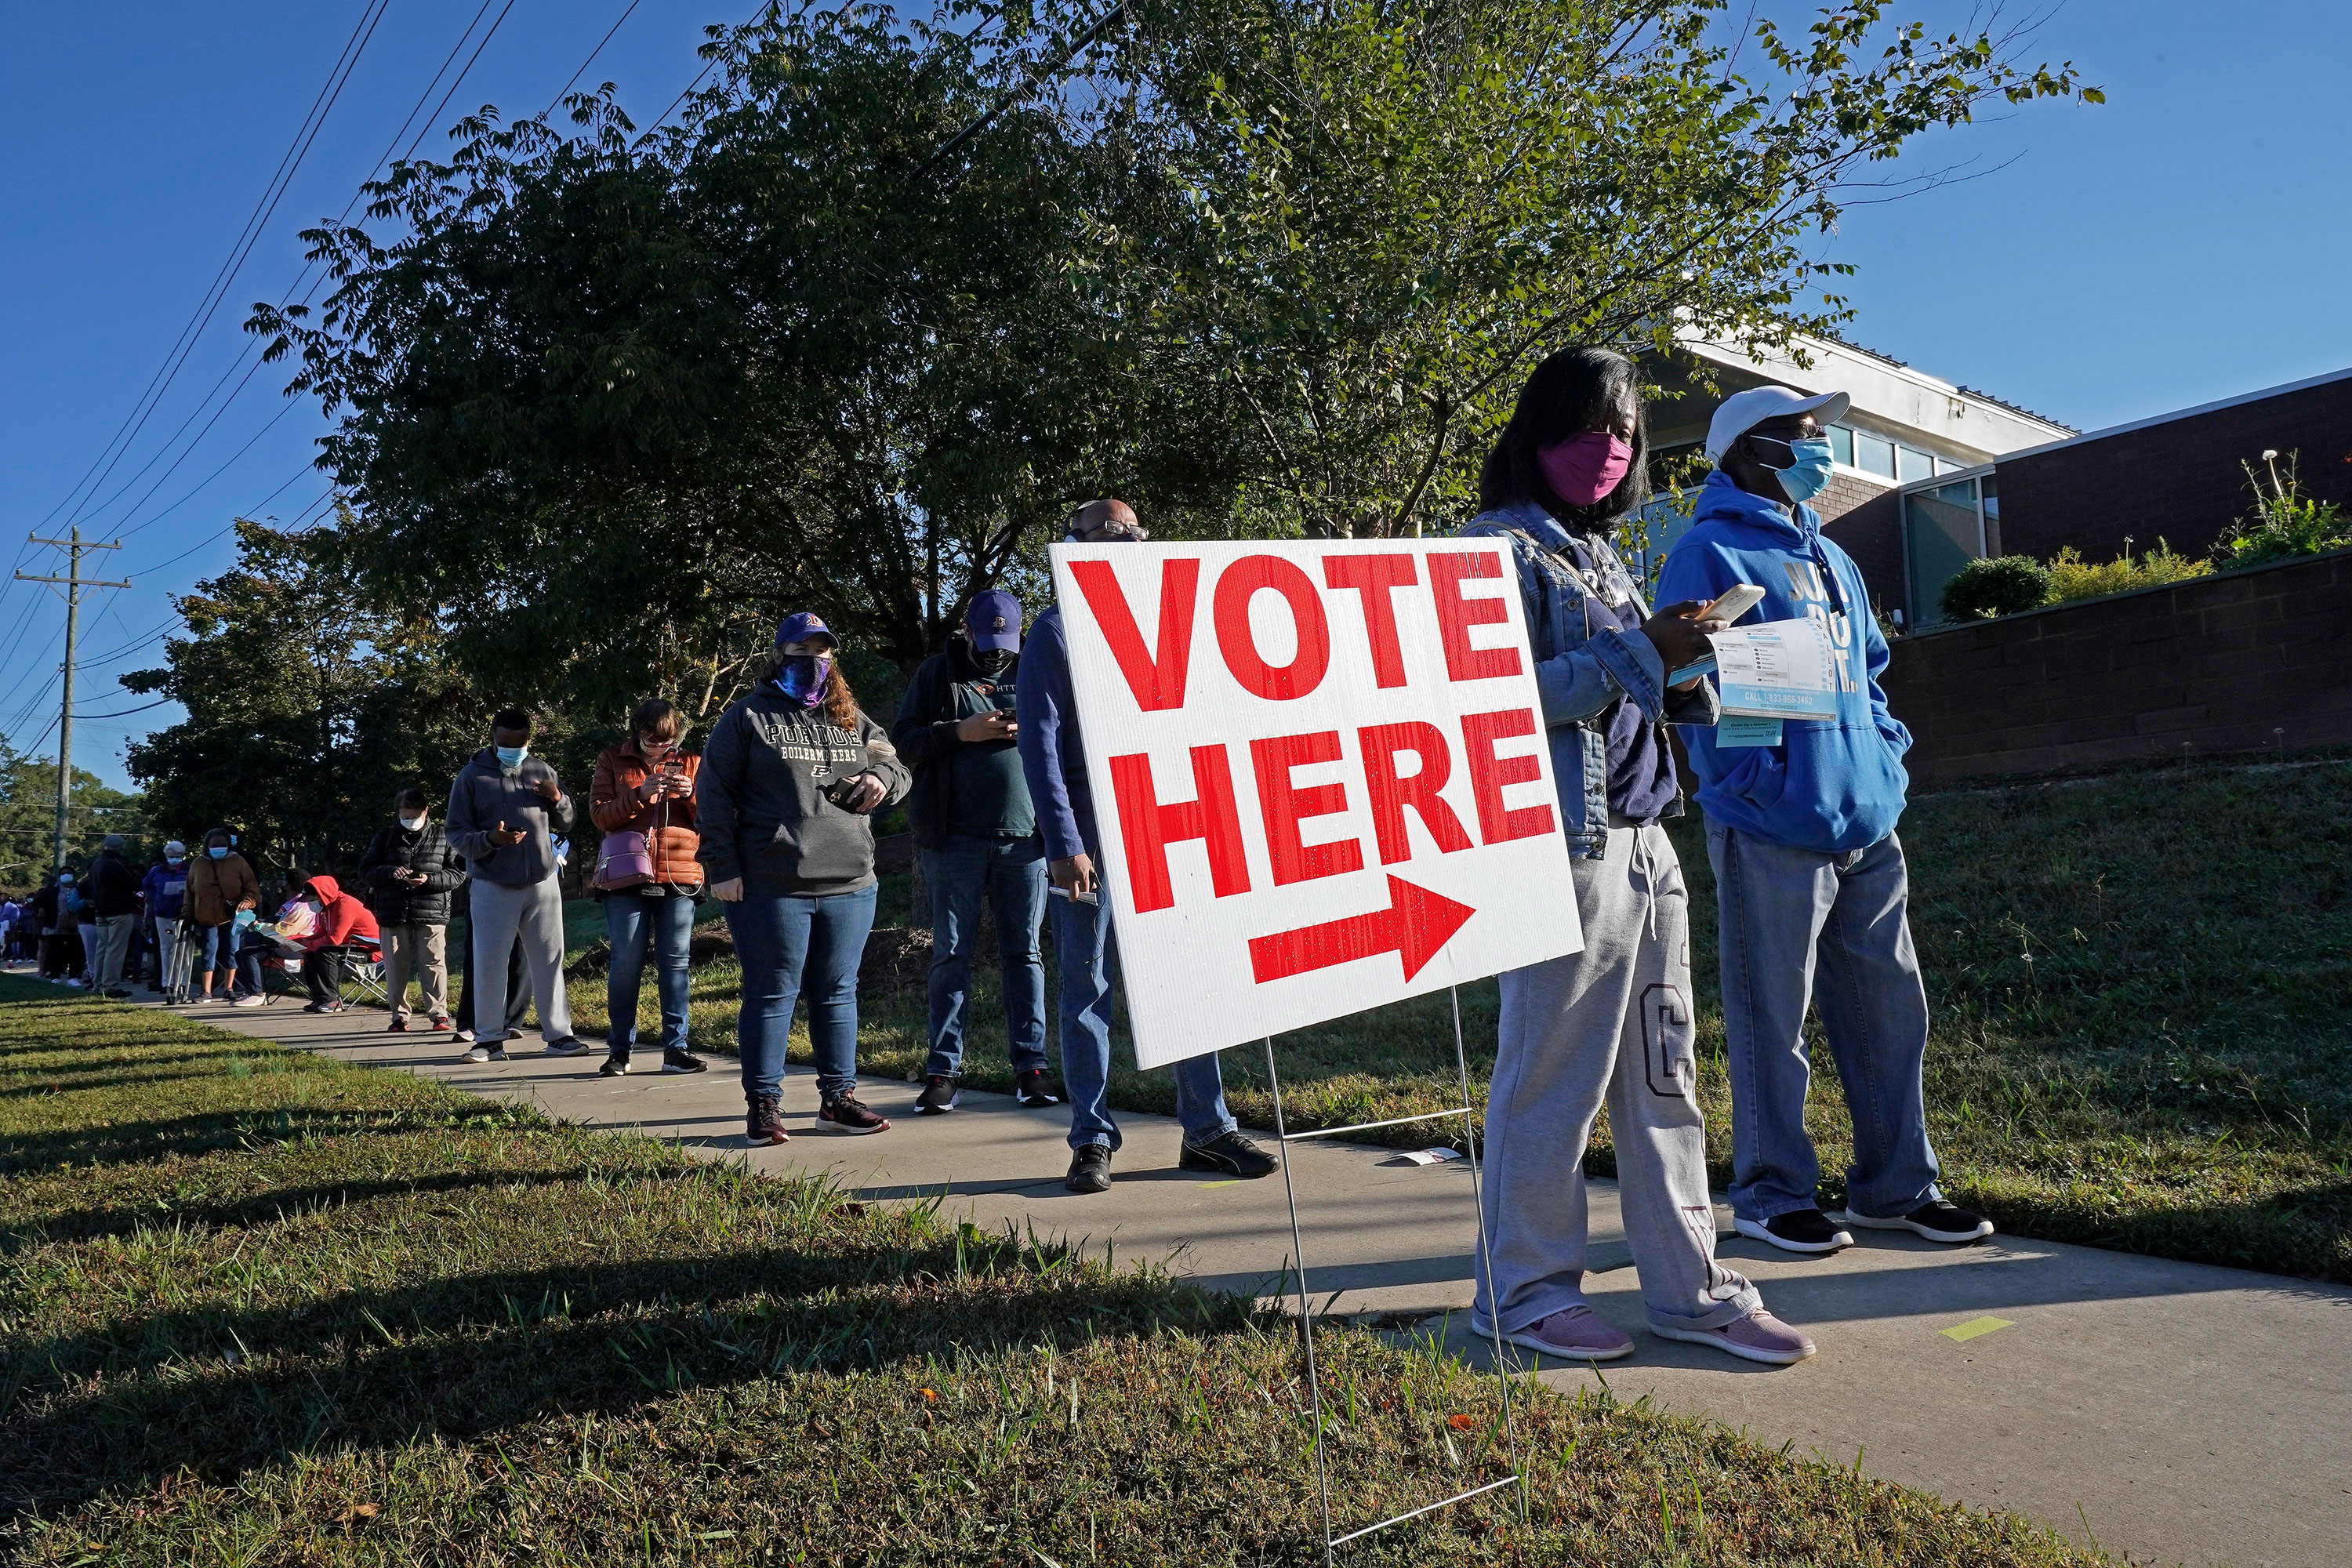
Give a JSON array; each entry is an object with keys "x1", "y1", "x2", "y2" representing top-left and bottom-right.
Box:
[{"x1": 336, "y1": 938, "x2": 388, "y2": 1008}]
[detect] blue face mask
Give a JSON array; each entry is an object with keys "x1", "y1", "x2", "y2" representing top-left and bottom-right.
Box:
[
  {"x1": 495, "y1": 745, "x2": 529, "y2": 768},
  {"x1": 209, "y1": 847, "x2": 229, "y2": 861},
  {"x1": 1754, "y1": 434, "x2": 1835, "y2": 504},
  {"x1": 774, "y1": 653, "x2": 833, "y2": 710}
]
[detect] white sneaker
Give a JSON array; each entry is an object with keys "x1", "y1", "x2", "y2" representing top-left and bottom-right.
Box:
[
  {"x1": 231, "y1": 994, "x2": 266, "y2": 1008},
  {"x1": 460, "y1": 1044, "x2": 506, "y2": 1064}
]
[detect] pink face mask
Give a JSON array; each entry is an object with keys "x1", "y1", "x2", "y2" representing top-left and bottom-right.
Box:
[{"x1": 1536, "y1": 431, "x2": 1633, "y2": 508}]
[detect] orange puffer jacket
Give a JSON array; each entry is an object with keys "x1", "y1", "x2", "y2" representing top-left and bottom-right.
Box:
[{"x1": 590, "y1": 742, "x2": 704, "y2": 890}]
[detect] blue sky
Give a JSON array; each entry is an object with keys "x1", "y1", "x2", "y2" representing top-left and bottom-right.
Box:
[{"x1": 3, "y1": 1, "x2": 2347, "y2": 792}]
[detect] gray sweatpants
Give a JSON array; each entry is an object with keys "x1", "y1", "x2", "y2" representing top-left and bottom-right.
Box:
[
  {"x1": 1475, "y1": 823, "x2": 1760, "y2": 1335},
  {"x1": 467, "y1": 878, "x2": 572, "y2": 1044}
]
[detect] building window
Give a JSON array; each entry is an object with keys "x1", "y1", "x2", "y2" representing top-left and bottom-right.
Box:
[
  {"x1": 1904, "y1": 478, "x2": 1990, "y2": 628},
  {"x1": 1828, "y1": 424, "x2": 1854, "y2": 466},
  {"x1": 1853, "y1": 430, "x2": 1896, "y2": 479}
]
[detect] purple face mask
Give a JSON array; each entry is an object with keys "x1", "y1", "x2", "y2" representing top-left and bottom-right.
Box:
[
  {"x1": 775, "y1": 653, "x2": 833, "y2": 708},
  {"x1": 1536, "y1": 431, "x2": 1633, "y2": 508}
]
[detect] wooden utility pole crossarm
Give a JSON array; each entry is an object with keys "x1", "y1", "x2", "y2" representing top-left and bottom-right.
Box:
[{"x1": 16, "y1": 528, "x2": 129, "y2": 872}]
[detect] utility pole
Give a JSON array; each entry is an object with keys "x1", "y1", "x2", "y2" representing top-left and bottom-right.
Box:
[{"x1": 16, "y1": 528, "x2": 128, "y2": 872}]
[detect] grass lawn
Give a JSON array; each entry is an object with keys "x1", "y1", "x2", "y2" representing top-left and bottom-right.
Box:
[
  {"x1": 539, "y1": 756, "x2": 2352, "y2": 1287},
  {"x1": 0, "y1": 983, "x2": 2107, "y2": 1566}
]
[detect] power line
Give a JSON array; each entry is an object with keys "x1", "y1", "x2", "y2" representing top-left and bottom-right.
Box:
[
  {"x1": 545, "y1": 0, "x2": 647, "y2": 117},
  {"x1": 49, "y1": 0, "x2": 394, "y2": 538},
  {"x1": 14, "y1": 530, "x2": 130, "y2": 870}
]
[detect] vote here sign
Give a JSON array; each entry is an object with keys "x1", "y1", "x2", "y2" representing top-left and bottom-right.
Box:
[{"x1": 1052, "y1": 539, "x2": 1584, "y2": 1069}]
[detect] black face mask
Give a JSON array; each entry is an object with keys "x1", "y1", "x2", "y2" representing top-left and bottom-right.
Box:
[{"x1": 973, "y1": 648, "x2": 1016, "y2": 677}]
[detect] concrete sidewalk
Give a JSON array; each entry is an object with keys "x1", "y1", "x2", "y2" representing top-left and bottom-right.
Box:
[{"x1": 154, "y1": 995, "x2": 2348, "y2": 1568}]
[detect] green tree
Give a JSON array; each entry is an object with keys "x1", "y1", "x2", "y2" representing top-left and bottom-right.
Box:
[
  {"x1": 1083, "y1": 0, "x2": 2099, "y2": 536},
  {"x1": 254, "y1": 3, "x2": 1220, "y2": 710},
  {"x1": 120, "y1": 518, "x2": 491, "y2": 879},
  {"x1": 0, "y1": 742, "x2": 145, "y2": 889}
]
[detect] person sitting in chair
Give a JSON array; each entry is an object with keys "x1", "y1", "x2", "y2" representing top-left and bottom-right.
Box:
[{"x1": 289, "y1": 873, "x2": 380, "y2": 1015}]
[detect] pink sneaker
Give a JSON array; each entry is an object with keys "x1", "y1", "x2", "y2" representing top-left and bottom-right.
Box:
[
  {"x1": 1653, "y1": 1308, "x2": 1816, "y2": 1367},
  {"x1": 1482, "y1": 1305, "x2": 1635, "y2": 1363}
]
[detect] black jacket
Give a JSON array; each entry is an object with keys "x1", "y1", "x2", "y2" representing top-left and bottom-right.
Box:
[
  {"x1": 891, "y1": 640, "x2": 1029, "y2": 851},
  {"x1": 695, "y1": 687, "x2": 911, "y2": 894},
  {"x1": 87, "y1": 850, "x2": 143, "y2": 919},
  {"x1": 358, "y1": 821, "x2": 467, "y2": 925}
]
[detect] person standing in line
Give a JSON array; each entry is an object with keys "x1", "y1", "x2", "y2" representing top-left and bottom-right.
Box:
[
  {"x1": 445, "y1": 710, "x2": 587, "y2": 1062},
  {"x1": 185, "y1": 828, "x2": 261, "y2": 1002},
  {"x1": 589, "y1": 699, "x2": 711, "y2": 1078},
  {"x1": 1015, "y1": 499, "x2": 1280, "y2": 1195},
  {"x1": 1457, "y1": 347, "x2": 1812, "y2": 1367},
  {"x1": 697, "y1": 613, "x2": 909, "y2": 1145},
  {"x1": 448, "y1": 878, "x2": 532, "y2": 1045},
  {"x1": 1657, "y1": 385, "x2": 1994, "y2": 1254},
  {"x1": 359, "y1": 789, "x2": 466, "y2": 1033},
  {"x1": 85, "y1": 835, "x2": 144, "y2": 999},
  {"x1": 141, "y1": 841, "x2": 194, "y2": 1001},
  {"x1": 68, "y1": 869, "x2": 99, "y2": 989},
  {"x1": 892, "y1": 590, "x2": 1058, "y2": 1116},
  {"x1": 29, "y1": 876, "x2": 65, "y2": 979}
]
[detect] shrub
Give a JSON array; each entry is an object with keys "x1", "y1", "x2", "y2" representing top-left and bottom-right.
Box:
[
  {"x1": 2045, "y1": 539, "x2": 2210, "y2": 603},
  {"x1": 2217, "y1": 450, "x2": 2349, "y2": 568},
  {"x1": 1940, "y1": 554, "x2": 2052, "y2": 621}
]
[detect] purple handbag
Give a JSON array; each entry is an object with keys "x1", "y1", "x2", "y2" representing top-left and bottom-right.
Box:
[{"x1": 594, "y1": 829, "x2": 656, "y2": 891}]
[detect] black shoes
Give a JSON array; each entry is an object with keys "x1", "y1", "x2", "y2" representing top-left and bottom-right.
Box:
[
  {"x1": 1065, "y1": 1143, "x2": 1113, "y2": 1193},
  {"x1": 1015, "y1": 1069, "x2": 1062, "y2": 1108},
  {"x1": 1832, "y1": 1200, "x2": 1996, "y2": 1244},
  {"x1": 817, "y1": 1094, "x2": 891, "y2": 1134},
  {"x1": 660, "y1": 1049, "x2": 708, "y2": 1075},
  {"x1": 599, "y1": 1054, "x2": 632, "y2": 1077},
  {"x1": 1733, "y1": 1208, "x2": 1854, "y2": 1254},
  {"x1": 1178, "y1": 1130, "x2": 1279, "y2": 1178},
  {"x1": 916, "y1": 1074, "x2": 961, "y2": 1115},
  {"x1": 543, "y1": 1036, "x2": 590, "y2": 1057},
  {"x1": 746, "y1": 1093, "x2": 789, "y2": 1146}
]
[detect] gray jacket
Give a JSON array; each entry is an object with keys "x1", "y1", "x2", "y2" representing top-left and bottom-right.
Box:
[
  {"x1": 446, "y1": 747, "x2": 576, "y2": 888},
  {"x1": 695, "y1": 687, "x2": 911, "y2": 895}
]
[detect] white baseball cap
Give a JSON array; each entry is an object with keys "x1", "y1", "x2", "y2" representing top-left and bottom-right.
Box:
[{"x1": 1704, "y1": 385, "x2": 1852, "y2": 463}]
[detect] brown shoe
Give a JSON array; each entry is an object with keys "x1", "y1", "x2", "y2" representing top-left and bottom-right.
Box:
[
  {"x1": 746, "y1": 1092, "x2": 789, "y2": 1147},
  {"x1": 816, "y1": 1094, "x2": 891, "y2": 1135}
]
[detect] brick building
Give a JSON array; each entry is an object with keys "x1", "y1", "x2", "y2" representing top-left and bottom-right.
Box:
[{"x1": 1628, "y1": 332, "x2": 2074, "y2": 619}]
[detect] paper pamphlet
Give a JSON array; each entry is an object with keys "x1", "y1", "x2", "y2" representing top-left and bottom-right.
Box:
[
  {"x1": 1708, "y1": 618, "x2": 1838, "y2": 719},
  {"x1": 1715, "y1": 714, "x2": 1784, "y2": 748}
]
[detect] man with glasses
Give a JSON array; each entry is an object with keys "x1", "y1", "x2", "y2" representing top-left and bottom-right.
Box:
[
  {"x1": 1657, "y1": 386, "x2": 1994, "y2": 1258},
  {"x1": 1017, "y1": 499, "x2": 1279, "y2": 1193}
]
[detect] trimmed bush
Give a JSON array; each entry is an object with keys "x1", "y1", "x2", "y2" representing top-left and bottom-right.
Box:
[
  {"x1": 1940, "y1": 554, "x2": 2053, "y2": 621},
  {"x1": 2046, "y1": 541, "x2": 2209, "y2": 603}
]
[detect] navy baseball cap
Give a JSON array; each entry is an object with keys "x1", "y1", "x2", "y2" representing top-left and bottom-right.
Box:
[
  {"x1": 773, "y1": 611, "x2": 837, "y2": 650},
  {"x1": 965, "y1": 590, "x2": 1022, "y2": 652}
]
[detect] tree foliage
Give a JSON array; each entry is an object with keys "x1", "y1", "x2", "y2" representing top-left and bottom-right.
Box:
[
  {"x1": 120, "y1": 519, "x2": 491, "y2": 877},
  {"x1": 0, "y1": 743, "x2": 144, "y2": 891},
  {"x1": 255, "y1": 0, "x2": 2096, "y2": 707}
]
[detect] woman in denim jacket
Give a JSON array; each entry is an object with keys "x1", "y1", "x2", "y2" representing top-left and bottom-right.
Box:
[{"x1": 1458, "y1": 347, "x2": 1813, "y2": 1367}]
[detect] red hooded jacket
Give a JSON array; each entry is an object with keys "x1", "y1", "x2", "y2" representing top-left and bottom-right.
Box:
[{"x1": 298, "y1": 875, "x2": 380, "y2": 951}]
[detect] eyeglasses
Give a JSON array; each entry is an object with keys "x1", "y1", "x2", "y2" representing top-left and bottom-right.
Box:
[{"x1": 1078, "y1": 517, "x2": 1150, "y2": 542}]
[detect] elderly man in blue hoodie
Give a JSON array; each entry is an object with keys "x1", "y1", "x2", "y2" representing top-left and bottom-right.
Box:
[{"x1": 1657, "y1": 387, "x2": 1994, "y2": 1256}]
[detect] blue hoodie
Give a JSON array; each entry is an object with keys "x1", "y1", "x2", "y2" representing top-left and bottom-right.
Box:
[{"x1": 1654, "y1": 470, "x2": 1912, "y2": 853}]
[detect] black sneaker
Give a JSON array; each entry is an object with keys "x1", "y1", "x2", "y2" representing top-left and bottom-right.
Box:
[
  {"x1": 915, "y1": 1074, "x2": 961, "y2": 1115},
  {"x1": 1015, "y1": 1069, "x2": 1061, "y2": 1108},
  {"x1": 1733, "y1": 1209, "x2": 1853, "y2": 1254},
  {"x1": 598, "y1": 1054, "x2": 632, "y2": 1077},
  {"x1": 746, "y1": 1092, "x2": 788, "y2": 1147},
  {"x1": 543, "y1": 1036, "x2": 590, "y2": 1058},
  {"x1": 1178, "y1": 1130, "x2": 1279, "y2": 1178},
  {"x1": 816, "y1": 1094, "x2": 891, "y2": 1134},
  {"x1": 1833, "y1": 1200, "x2": 1995, "y2": 1245},
  {"x1": 660, "y1": 1049, "x2": 709, "y2": 1075},
  {"x1": 1065, "y1": 1142, "x2": 1113, "y2": 1194}
]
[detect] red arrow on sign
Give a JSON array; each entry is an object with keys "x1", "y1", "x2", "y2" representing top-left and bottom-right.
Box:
[{"x1": 1247, "y1": 875, "x2": 1476, "y2": 985}]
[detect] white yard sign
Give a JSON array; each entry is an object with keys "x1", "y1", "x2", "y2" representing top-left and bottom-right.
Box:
[{"x1": 1052, "y1": 539, "x2": 1584, "y2": 1069}]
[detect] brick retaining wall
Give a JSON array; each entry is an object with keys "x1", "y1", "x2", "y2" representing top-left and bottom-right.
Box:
[{"x1": 1879, "y1": 546, "x2": 2352, "y2": 786}]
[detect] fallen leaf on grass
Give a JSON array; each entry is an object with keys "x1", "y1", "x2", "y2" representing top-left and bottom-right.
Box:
[
  {"x1": 1446, "y1": 1414, "x2": 1477, "y2": 1432},
  {"x1": 336, "y1": 1504, "x2": 379, "y2": 1525}
]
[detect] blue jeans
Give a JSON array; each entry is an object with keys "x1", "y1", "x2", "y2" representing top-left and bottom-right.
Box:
[
  {"x1": 1049, "y1": 875, "x2": 1236, "y2": 1152},
  {"x1": 604, "y1": 892, "x2": 696, "y2": 1055},
  {"x1": 922, "y1": 834, "x2": 1048, "y2": 1078},
  {"x1": 724, "y1": 882, "x2": 878, "y2": 1102},
  {"x1": 1707, "y1": 823, "x2": 1942, "y2": 1223}
]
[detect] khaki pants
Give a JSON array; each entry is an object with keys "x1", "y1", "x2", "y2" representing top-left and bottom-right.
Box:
[{"x1": 383, "y1": 924, "x2": 448, "y2": 1019}]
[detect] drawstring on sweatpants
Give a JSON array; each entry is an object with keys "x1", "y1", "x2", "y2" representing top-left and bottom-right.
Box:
[{"x1": 1632, "y1": 826, "x2": 1660, "y2": 942}]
